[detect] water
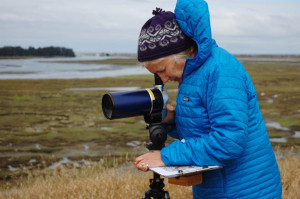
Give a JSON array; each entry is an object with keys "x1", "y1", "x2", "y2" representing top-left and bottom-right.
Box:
[
  {"x1": 83, "y1": 144, "x2": 89, "y2": 152},
  {"x1": 8, "y1": 165, "x2": 19, "y2": 172},
  {"x1": 126, "y1": 141, "x2": 141, "y2": 147},
  {"x1": 0, "y1": 56, "x2": 150, "y2": 79},
  {"x1": 237, "y1": 56, "x2": 300, "y2": 66},
  {"x1": 269, "y1": 138, "x2": 288, "y2": 143},
  {"x1": 292, "y1": 131, "x2": 300, "y2": 138},
  {"x1": 265, "y1": 120, "x2": 300, "y2": 144},
  {"x1": 47, "y1": 157, "x2": 83, "y2": 170},
  {"x1": 49, "y1": 157, "x2": 98, "y2": 169},
  {"x1": 265, "y1": 120, "x2": 290, "y2": 131},
  {"x1": 35, "y1": 144, "x2": 41, "y2": 150}
]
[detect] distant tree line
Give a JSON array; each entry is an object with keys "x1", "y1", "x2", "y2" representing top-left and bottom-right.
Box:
[{"x1": 0, "y1": 46, "x2": 75, "y2": 57}]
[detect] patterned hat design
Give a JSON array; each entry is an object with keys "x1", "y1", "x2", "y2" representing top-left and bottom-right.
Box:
[{"x1": 137, "y1": 8, "x2": 193, "y2": 62}]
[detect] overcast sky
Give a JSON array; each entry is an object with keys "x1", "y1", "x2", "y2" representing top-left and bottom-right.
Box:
[{"x1": 1, "y1": 0, "x2": 299, "y2": 54}]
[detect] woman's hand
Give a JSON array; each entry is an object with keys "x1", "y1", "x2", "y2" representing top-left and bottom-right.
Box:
[
  {"x1": 162, "y1": 103, "x2": 175, "y2": 123},
  {"x1": 135, "y1": 152, "x2": 166, "y2": 172}
]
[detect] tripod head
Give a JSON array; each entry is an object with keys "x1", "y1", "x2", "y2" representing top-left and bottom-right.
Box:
[
  {"x1": 146, "y1": 124, "x2": 167, "y2": 151},
  {"x1": 144, "y1": 74, "x2": 168, "y2": 151}
]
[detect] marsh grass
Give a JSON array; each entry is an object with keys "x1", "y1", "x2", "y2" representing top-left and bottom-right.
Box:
[
  {"x1": 0, "y1": 57, "x2": 300, "y2": 197},
  {"x1": 0, "y1": 76, "x2": 178, "y2": 169},
  {"x1": 0, "y1": 154, "x2": 299, "y2": 199}
]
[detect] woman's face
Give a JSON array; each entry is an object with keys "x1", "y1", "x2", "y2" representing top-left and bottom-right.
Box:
[{"x1": 145, "y1": 56, "x2": 186, "y2": 84}]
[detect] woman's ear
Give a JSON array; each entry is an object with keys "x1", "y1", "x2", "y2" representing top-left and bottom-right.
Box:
[{"x1": 189, "y1": 46, "x2": 196, "y2": 58}]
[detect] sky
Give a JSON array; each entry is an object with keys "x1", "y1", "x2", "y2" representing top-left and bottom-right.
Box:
[{"x1": 0, "y1": 0, "x2": 300, "y2": 55}]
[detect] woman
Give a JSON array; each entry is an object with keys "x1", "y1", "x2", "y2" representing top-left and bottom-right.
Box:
[{"x1": 135, "y1": 0, "x2": 282, "y2": 198}]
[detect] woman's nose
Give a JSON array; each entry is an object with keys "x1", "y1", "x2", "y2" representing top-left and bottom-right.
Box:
[
  {"x1": 155, "y1": 72, "x2": 168, "y2": 83},
  {"x1": 161, "y1": 75, "x2": 169, "y2": 83}
]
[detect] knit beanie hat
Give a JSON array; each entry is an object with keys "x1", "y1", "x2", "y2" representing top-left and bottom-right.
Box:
[{"x1": 137, "y1": 8, "x2": 193, "y2": 62}]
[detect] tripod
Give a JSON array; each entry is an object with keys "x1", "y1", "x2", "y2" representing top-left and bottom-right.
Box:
[
  {"x1": 141, "y1": 123, "x2": 170, "y2": 199},
  {"x1": 140, "y1": 74, "x2": 170, "y2": 199},
  {"x1": 142, "y1": 172, "x2": 170, "y2": 199}
]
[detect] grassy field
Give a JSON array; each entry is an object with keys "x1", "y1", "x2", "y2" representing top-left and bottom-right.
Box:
[
  {"x1": 0, "y1": 152, "x2": 299, "y2": 199},
  {"x1": 0, "y1": 56, "x2": 300, "y2": 197},
  {"x1": 0, "y1": 75, "x2": 180, "y2": 180}
]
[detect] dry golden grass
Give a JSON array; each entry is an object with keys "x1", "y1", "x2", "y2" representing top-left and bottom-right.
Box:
[
  {"x1": 0, "y1": 163, "x2": 192, "y2": 199},
  {"x1": 279, "y1": 156, "x2": 300, "y2": 199},
  {"x1": 0, "y1": 156, "x2": 299, "y2": 199}
]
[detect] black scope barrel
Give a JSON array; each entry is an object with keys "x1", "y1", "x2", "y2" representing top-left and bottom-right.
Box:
[{"x1": 102, "y1": 88, "x2": 164, "y2": 120}]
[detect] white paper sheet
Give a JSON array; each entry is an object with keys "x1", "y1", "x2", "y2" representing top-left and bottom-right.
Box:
[{"x1": 150, "y1": 165, "x2": 222, "y2": 178}]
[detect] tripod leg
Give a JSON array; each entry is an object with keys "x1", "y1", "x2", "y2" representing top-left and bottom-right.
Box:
[
  {"x1": 142, "y1": 189, "x2": 170, "y2": 199},
  {"x1": 163, "y1": 190, "x2": 170, "y2": 199},
  {"x1": 142, "y1": 190, "x2": 152, "y2": 199}
]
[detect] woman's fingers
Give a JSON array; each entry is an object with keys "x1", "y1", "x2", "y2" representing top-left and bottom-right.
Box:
[
  {"x1": 135, "y1": 152, "x2": 165, "y2": 172},
  {"x1": 162, "y1": 103, "x2": 175, "y2": 123},
  {"x1": 136, "y1": 161, "x2": 150, "y2": 172}
]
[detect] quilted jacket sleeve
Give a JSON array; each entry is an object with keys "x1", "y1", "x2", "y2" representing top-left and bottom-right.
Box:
[{"x1": 161, "y1": 64, "x2": 249, "y2": 166}]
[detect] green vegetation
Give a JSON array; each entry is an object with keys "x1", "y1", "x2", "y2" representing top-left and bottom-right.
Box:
[
  {"x1": 0, "y1": 57, "x2": 300, "y2": 182},
  {"x1": 0, "y1": 75, "x2": 179, "y2": 179},
  {"x1": 245, "y1": 62, "x2": 300, "y2": 143},
  {"x1": 0, "y1": 46, "x2": 75, "y2": 57}
]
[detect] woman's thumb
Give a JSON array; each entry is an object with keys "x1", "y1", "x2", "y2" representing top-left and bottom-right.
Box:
[{"x1": 165, "y1": 103, "x2": 175, "y2": 111}]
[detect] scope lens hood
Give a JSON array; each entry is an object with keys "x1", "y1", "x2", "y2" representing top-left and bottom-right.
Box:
[{"x1": 102, "y1": 93, "x2": 115, "y2": 119}]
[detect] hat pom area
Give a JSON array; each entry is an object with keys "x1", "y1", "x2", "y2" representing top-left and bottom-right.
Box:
[
  {"x1": 137, "y1": 8, "x2": 193, "y2": 62},
  {"x1": 152, "y1": 8, "x2": 164, "y2": 15}
]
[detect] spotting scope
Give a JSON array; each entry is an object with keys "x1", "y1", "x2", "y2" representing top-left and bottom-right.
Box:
[{"x1": 102, "y1": 74, "x2": 168, "y2": 123}]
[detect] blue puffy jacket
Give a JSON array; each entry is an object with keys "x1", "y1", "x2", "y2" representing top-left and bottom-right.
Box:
[{"x1": 160, "y1": 0, "x2": 282, "y2": 198}]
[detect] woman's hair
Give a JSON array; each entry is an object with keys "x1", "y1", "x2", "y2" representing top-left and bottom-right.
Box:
[{"x1": 141, "y1": 44, "x2": 197, "y2": 67}]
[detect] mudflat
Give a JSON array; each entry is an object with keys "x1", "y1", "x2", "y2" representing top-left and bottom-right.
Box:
[{"x1": 0, "y1": 58, "x2": 299, "y2": 179}]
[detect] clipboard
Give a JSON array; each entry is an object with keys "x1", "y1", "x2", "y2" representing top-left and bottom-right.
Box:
[
  {"x1": 150, "y1": 165, "x2": 222, "y2": 178},
  {"x1": 150, "y1": 165, "x2": 222, "y2": 186}
]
